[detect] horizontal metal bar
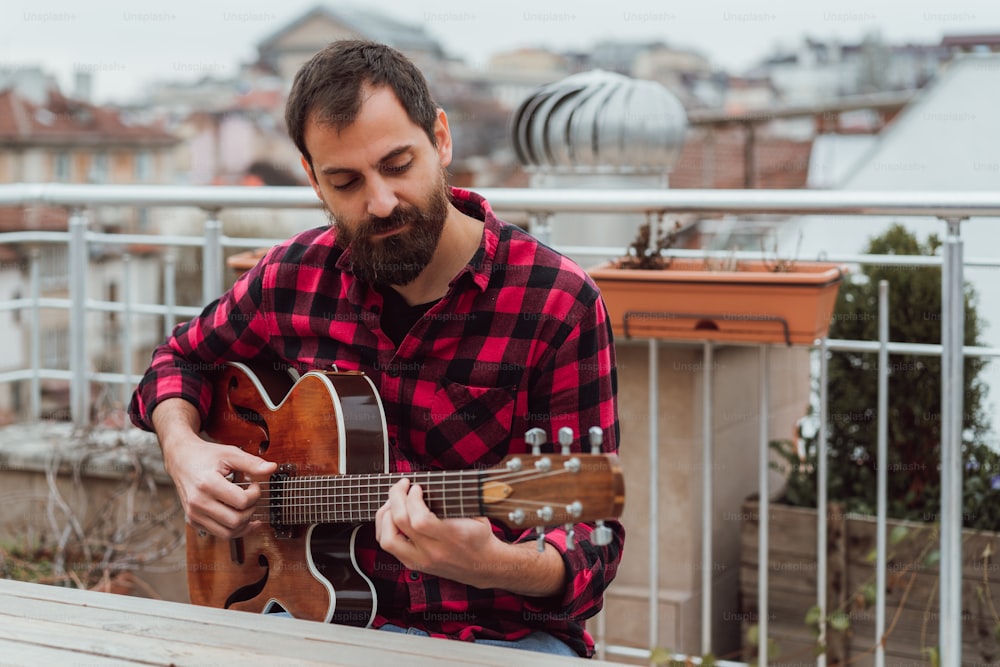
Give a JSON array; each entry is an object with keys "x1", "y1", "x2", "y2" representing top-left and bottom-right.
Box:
[
  {"x1": 5, "y1": 183, "x2": 1000, "y2": 217},
  {"x1": 83, "y1": 299, "x2": 201, "y2": 318},
  {"x1": 0, "y1": 183, "x2": 323, "y2": 209},
  {"x1": 0, "y1": 369, "x2": 72, "y2": 382},
  {"x1": 0, "y1": 230, "x2": 70, "y2": 244},
  {"x1": 87, "y1": 231, "x2": 210, "y2": 248},
  {"x1": 823, "y1": 340, "x2": 1000, "y2": 358}
]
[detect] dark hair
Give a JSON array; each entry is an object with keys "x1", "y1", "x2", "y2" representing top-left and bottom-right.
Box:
[{"x1": 285, "y1": 40, "x2": 439, "y2": 172}]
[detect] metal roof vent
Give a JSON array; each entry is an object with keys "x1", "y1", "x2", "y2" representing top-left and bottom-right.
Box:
[{"x1": 510, "y1": 69, "x2": 687, "y2": 174}]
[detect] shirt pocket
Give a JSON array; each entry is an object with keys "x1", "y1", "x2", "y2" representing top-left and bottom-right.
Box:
[{"x1": 423, "y1": 379, "x2": 517, "y2": 469}]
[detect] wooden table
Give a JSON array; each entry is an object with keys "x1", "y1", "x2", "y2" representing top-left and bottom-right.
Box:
[{"x1": 0, "y1": 578, "x2": 621, "y2": 665}]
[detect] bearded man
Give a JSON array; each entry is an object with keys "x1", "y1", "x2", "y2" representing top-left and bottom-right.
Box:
[{"x1": 129, "y1": 39, "x2": 622, "y2": 658}]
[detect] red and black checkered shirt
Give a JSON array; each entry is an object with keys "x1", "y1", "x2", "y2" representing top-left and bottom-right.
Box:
[{"x1": 129, "y1": 187, "x2": 623, "y2": 657}]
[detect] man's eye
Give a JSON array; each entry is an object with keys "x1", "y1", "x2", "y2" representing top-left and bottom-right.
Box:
[
  {"x1": 383, "y1": 161, "x2": 412, "y2": 175},
  {"x1": 333, "y1": 178, "x2": 358, "y2": 191}
]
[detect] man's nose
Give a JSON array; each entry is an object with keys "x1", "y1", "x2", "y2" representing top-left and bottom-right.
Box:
[{"x1": 365, "y1": 178, "x2": 399, "y2": 219}]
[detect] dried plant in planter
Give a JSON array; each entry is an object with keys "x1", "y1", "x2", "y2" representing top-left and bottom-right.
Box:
[{"x1": 617, "y1": 219, "x2": 683, "y2": 270}]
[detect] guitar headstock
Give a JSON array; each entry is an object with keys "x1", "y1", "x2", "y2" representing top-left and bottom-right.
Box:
[{"x1": 480, "y1": 428, "x2": 625, "y2": 541}]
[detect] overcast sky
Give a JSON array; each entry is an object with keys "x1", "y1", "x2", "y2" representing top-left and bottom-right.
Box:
[{"x1": 2, "y1": 0, "x2": 998, "y2": 103}]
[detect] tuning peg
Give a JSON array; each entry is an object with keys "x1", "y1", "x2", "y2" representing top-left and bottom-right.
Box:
[
  {"x1": 558, "y1": 427, "x2": 574, "y2": 455},
  {"x1": 565, "y1": 523, "x2": 576, "y2": 551},
  {"x1": 525, "y1": 427, "x2": 547, "y2": 455},
  {"x1": 535, "y1": 526, "x2": 546, "y2": 553},
  {"x1": 588, "y1": 426, "x2": 603, "y2": 454},
  {"x1": 593, "y1": 521, "x2": 614, "y2": 546}
]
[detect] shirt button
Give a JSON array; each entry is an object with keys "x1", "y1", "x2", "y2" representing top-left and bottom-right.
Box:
[
  {"x1": 408, "y1": 571, "x2": 421, "y2": 581},
  {"x1": 388, "y1": 367, "x2": 400, "y2": 378}
]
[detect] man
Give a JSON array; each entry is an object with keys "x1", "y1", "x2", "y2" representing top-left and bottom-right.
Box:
[{"x1": 129, "y1": 40, "x2": 622, "y2": 658}]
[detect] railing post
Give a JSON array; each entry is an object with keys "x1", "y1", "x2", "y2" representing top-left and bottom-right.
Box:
[
  {"x1": 529, "y1": 212, "x2": 553, "y2": 246},
  {"x1": 701, "y1": 340, "x2": 714, "y2": 656},
  {"x1": 29, "y1": 247, "x2": 41, "y2": 421},
  {"x1": 757, "y1": 345, "x2": 770, "y2": 667},
  {"x1": 164, "y1": 250, "x2": 177, "y2": 336},
  {"x1": 202, "y1": 212, "x2": 223, "y2": 305},
  {"x1": 648, "y1": 338, "x2": 660, "y2": 657},
  {"x1": 875, "y1": 281, "x2": 890, "y2": 667},
  {"x1": 817, "y1": 339, "x2": 829, "y2": 667},
  {"x1": 121, "y1": 253, "x2": 133, "y2": 417},
  {"x1": 68, "y1": 209, "x2": 89, "y2": 426},
  {"x1": 940, "y1": 217, "x2": 965, "y2": 667}
]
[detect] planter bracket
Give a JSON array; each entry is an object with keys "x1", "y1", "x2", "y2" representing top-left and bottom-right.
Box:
[{"x1": 623, "y1": 311, "x2": 792, "y2": 346}]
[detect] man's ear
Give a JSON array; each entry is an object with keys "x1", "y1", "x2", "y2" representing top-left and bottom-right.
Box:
[
  {"x1": 433, "y1": 108, "x2": 453, "y2": 168},
  {"x1": 300, "y1": 156, "x2": 322, "y2": 197}
]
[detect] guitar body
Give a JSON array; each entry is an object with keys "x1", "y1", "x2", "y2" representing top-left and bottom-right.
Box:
[
  {"x1": 185, "y1": 362, "x2": 626, "y2": 626},
  {"x1": 186, "y1": 362, "x2": 389, "y2": 626}
]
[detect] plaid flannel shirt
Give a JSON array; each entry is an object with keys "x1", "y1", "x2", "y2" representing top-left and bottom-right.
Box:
[{"x1": 129, "y1": 187, "x2": 623, "y2": 657}]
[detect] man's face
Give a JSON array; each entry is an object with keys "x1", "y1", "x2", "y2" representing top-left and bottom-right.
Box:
[{"x1": 301, "y1": 86, "x2": 454, "y2": 287}]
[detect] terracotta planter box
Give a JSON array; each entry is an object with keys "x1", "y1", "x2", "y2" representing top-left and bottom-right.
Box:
[
  {"x1": 588, "y1": 259, "x2": 846, "y2": 345},
  {"x1": 227, "y1": 248, "x2": 269, "y2": 282}
]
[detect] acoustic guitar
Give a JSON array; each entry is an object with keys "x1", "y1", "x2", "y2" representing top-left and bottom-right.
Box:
[{"x1": 186, "y1": 362, "x2": 625, "y2": 626}]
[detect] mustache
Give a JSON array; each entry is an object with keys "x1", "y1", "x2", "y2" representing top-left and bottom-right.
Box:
[
  {"x1": 366, "y1": 209, "x2": 408, "y2": 235},
  {"x1": 361, "y1": 204, "x2": 432, "y2": 238}
]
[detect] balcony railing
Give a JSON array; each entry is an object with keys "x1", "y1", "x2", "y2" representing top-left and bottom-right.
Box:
[{"x1": 3, "y1": 183, "x2": 1000, "y2": 666}]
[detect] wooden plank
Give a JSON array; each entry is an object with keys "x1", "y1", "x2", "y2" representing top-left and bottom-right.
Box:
[
  {"x1": 0, "y1": 579, "x2": 617, "y2": 666},
  {"x1": 0, "y1": 641, "x2": 122, "y2": 667},
  {"x1": 740, "y1": 501, "x2": 819, "y2": 558},
  {"x1": 0, "y1": 613, "x2": 329, "y2": 666},
  {"x1": 0, "y1": 593, "x2": 483, "y2": 667}
]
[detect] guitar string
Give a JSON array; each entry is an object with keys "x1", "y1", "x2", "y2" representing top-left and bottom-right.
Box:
[
  {"x1": 236, "y1": 468, "x2": 591, "y2": 521},
  {"x1": 230, "y1": 459, "x2": 600, "y2": 490},
  {"x1": 230, "y1": 464, "x2": 586, "y2": 494},
  {"x1": 244, "y1": 468, "x2": 577, "y2": 512},
  {"x1": 245, "y1": 498, "x2": 592, "y2": 523}
]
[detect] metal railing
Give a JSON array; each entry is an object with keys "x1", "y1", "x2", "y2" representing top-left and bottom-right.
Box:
[{"x1": 3, "y1": 182, "x2": 1000, "y2": 666}]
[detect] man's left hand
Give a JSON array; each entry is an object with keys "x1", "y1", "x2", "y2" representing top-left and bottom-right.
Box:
[{"x1": 375, "y1": 477, "x2": 566, "y2": 596}]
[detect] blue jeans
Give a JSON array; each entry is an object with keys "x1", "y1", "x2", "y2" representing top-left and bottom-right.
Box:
[
  {"x1": 268, "y1": 612, "x2": 577, "y2": 657},
  {"x1": 378, "y1": 623, "x2": 577, "y2": 657}
]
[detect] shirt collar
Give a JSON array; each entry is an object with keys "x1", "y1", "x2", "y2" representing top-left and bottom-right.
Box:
[
  {"x1": 447, "y1": 186, "x2": 499, "y2": 293},
  {"x1": 334, "y1": 186, "x2": 500, "y2": 294}
]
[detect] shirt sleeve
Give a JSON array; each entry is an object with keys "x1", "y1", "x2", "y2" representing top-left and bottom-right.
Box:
[
  {"x1": 518, "y1": 290, "x2": 624, "y2": 620},
  {"x1": 128, "y1": 257, "x2": 273, "y2": 432}
]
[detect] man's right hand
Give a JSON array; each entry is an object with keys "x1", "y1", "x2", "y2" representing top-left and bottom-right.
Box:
[{"x1": 151, "y1": 398, "x2": 278, "y2": 539}]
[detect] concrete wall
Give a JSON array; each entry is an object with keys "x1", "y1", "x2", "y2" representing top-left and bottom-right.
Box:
[{"x1": 0, "y1": 423, "x2": 188, "y2": 602}]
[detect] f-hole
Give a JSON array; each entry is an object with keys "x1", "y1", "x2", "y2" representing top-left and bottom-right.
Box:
[
  {"x1": 224, "y1": 553, "x2": 269, "y2": 608},
  {"x1": 227, "y1": 376, "x2": 271, "y2": 453}
]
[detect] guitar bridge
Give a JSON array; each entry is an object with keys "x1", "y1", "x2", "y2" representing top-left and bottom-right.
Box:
[{"x1": 270, "y1": 464, "x2": 296, "y2": 539}]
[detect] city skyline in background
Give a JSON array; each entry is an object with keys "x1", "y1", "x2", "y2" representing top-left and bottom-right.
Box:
[{"x1": 2, "y1": 0, "x2": 999, "y2": 103}]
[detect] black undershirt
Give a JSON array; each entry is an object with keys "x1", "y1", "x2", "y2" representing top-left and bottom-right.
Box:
[{"x1": 377, "y1": 285, "x2": 439, "y2": 348}]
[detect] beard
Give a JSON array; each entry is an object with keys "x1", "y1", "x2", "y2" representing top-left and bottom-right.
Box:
[{"x1": 326, "y1": 174, "x2": 450, "y2": 288}]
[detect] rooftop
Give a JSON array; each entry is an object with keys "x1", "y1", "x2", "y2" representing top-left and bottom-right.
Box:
[{"x1": 0, "y1": 88, "x2": 177, "y2": 148}]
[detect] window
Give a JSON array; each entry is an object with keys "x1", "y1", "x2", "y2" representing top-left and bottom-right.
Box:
[
  {"x1": 54, "y1": 152, "x2": 72, "y2": 182},
  {"x1": 42, "y1": 327, "x2": 70, "y2": 369},
  {"x1": 88, "y1": 152, "x2": 109, "y2": 183},
  {"x1": 38, "y1": 246, "x2": 69, "y2": 290},
  {"x1": 134, "y1": 151, "x2": 152, "y2": 182}
]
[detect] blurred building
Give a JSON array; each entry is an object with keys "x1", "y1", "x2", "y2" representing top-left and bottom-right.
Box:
[{"x1": 0, "y1": 76, "x2": 179, "y2": 420}]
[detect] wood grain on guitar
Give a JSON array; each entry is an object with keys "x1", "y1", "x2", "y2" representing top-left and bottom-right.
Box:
[{"x1": 186, "y1": 362, "x2": 625, "y2": 625}]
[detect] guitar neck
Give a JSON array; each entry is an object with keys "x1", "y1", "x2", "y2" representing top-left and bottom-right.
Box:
[{"x1": 254, "y1": 470, "x2": 484, "y2": 526}]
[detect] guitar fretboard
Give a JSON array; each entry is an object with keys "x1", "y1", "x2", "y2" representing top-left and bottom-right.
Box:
[{"x1": 252, "y1": 470, "x2": 483, "y2": 526}]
